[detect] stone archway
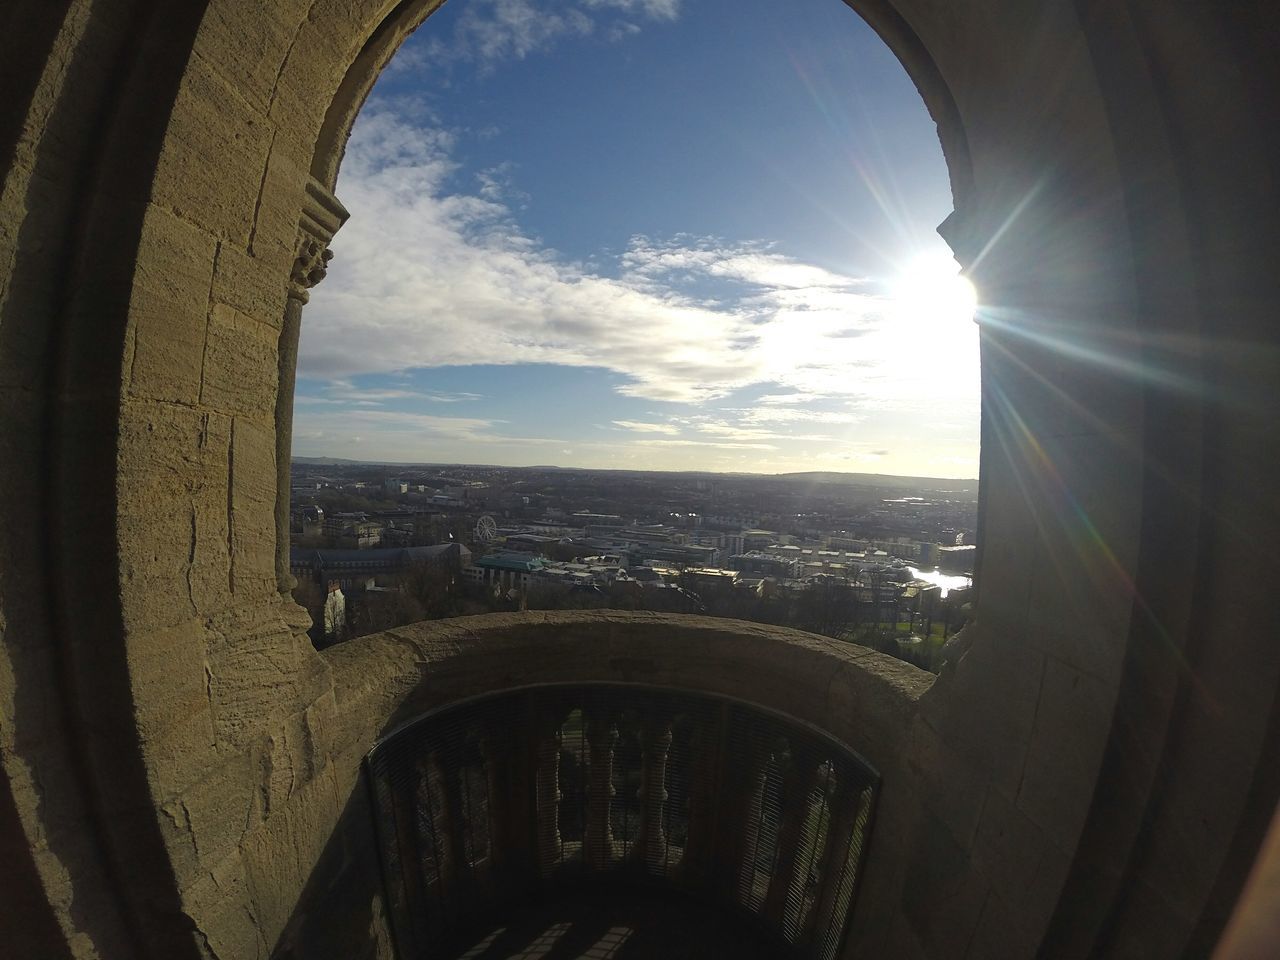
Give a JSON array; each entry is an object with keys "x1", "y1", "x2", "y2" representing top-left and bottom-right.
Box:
[{"x1": 2, "y1": 2, "x2": 1278, "y2": 959}]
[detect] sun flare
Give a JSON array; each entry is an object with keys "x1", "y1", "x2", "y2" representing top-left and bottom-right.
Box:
[{"x1": 889, "y1": 250, "x2": 978, "y2": 330}]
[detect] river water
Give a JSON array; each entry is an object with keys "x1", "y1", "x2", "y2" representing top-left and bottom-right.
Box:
[{"x1": 907, "y1": 566, "x2": 972, "y2": 598}]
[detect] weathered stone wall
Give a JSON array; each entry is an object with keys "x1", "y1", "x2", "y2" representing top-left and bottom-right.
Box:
[
  {"x1": 1, "y1": 2, "x2": 1278, "y2": 959},
  {"x1": 1, "y1": 3, "x2": 220, "y2": 956}
]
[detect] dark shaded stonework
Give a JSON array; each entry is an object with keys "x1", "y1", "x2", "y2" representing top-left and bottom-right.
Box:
[{"x1": 1, "y1": 3, "x2": 1278, "y2": 958}]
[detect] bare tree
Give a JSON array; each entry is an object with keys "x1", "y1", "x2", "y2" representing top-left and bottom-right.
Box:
[
  {"x1": 400, "y1": 558, "x2": 464, "y2": 620},
  {"x1": 789, "y1": 578, "x2": 860, "y2": 639}
]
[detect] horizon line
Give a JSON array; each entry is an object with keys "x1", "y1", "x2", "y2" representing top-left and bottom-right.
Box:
[{"x1": 291, "y1": 456, "x2": 978, "y2": 484}]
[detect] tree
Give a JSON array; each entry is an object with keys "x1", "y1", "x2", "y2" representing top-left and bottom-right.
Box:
[
  {"x1": 789, "y1": 578, "x2": 860, "y2": 639},
  {"x1": 345, "y1": 586, "x2": 426, "y2": 640},
  {"x1": 399, "y1": 558, "x2": 463, "y2": 620}
]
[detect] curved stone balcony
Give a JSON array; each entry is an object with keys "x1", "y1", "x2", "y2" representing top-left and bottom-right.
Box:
[{"x1": 301, "y1": 611, "x2": 931, "y2": 960}]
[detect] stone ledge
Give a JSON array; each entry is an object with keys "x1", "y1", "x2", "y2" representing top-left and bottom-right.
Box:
[{"x1": 321, "y1": 611, "x2": 932, "y2": 778}]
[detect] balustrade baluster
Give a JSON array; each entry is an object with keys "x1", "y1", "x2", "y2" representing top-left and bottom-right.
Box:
[
  {"x1": 433, "y1": 751, "x2": 470, "y2": 891},
  {"x1": 632, "y1": 714, "x2": 674, "y2": 875},
  {"x1": 802, "y1": 777, "x2": 871, "y2": 957},
  {"x1": 763, "y1": 759, "x2": 826, "y2": 934},
  {"x1": 406, "y1": 751, "x2": 452, "y2": 944},
  {"x1": 736, "y1": 755, "x2": 771, "y2": 907},
  {"x1": 493, "y1": 697, "x2": 539, "y2": 884},
  {"x1": 415, "y1": 755, "x2": 447, "y2": 890},
  {"x1": 479, "y1": 726, "x2": 510, "y2": 884},
  {"x1": 387, "y1": 763, "x2": 430, "y2": 950},
  {"x1": 533, "y1": 707, "x2": 567, "y2": 875},
  {"x1": 721, "y1": 732, "x2": 774, "y2": 906},
  {"x1": 681, "y1": 704, "x2": 726, "y2": 885},
  {"x1": 584, "y1": 711, "x2": 619, "y2": 870}
]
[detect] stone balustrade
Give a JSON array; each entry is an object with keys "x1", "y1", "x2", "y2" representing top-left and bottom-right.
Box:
[
  {"x1": 308, "y1": 611, "x2": 933, "y2": 959},
  {"x1": 366, "y1": 684, "x2": 878, "y2": 958}
]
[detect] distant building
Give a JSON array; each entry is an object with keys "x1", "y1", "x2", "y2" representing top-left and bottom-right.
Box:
[
  {"x1": 619, "y1": 524, "x2": 679, "y2": 544},
  {"x1": 290, "y1": 504, "x2": 324, "y2": 536},
  {"x1": 412, "y1": 512, "x2": 446, "y2": 544},
  {"x1": 528, "y1": 559, "x2": 625, "y2": 592},
  {"x1": 572, "y1": 512, "x2": 626, "y2": 528},
  {"x1": 629, "y1": 541, "x2": 718, "y2": 569},
  {"x1": 917, "y1": 542, "x2": 943, "y2": 566},
  {"x1": 339, "y1": 523, "x2": 381, "y2": 549},
  {"x1": 939, "y1": 544, "x2": 977, "y2": 572},
  {"x1": 731, "y1": 552, "x2": 801, "y2": 579},
  {"x1": 504, "y1": 533, "x2": 559, "y2": 556},
  {"x1": 525, "y1": 520, "x2": 578, "y2": 538},
  {"x1": 473, "y1": 552, "x2": 545, "y2": 593},
  {"x1": 381, "y1": 525, "x2": 413, "y2": 547},
  {"x1": 322, "y1": 512, "x2": 382, "y2": 549},
  {"x1": 290, "y1": 542, "x2": 472, "y2": 591},
  {"x1": 683, "y1": 568, "x2": 739, "y2": 592}
]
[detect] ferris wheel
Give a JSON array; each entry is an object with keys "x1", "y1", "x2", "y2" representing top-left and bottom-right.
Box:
[{"x1": 475, "y1": 515, "x2": 499, "y2": 542}]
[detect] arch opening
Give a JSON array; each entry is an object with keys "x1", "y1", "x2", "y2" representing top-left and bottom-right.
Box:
[
  {"x1": 11, "y1": 2, "x2": 1277, "y2": 959},
  {"x1": 285, "y1": 0, "x2": 982, "y2": 673}
]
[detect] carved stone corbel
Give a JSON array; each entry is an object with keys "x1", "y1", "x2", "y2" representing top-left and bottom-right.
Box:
[
  {"x1": 288, "y1": 237, "x2": 334, "y2": 300},
  {"x1": 287, "y1": 179, "x2": 349, "y2": 303}
]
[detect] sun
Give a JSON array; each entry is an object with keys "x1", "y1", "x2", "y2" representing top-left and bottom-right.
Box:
[{"x1": 889, "y1": 250, "x2": 978, "y2": 331}]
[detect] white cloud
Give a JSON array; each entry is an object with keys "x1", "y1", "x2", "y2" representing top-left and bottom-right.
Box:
[
  {"x1": 458, "y1": 0, "x2": 594, "y2": 66},
  {"x1": 304, "y1": 109, "x2": 954, "y2": 410},
  {"x1": 474, "y1": 163, "x2": 527, "y2": 205},
  {"x1": 633, "y1": 438, "x2": 778, "y2": 451},
  {"x1": 294, "y1": 396, "x2": 344, "y2": 406},
  {"x1": 582, "y1": 0, "x2": 680, "y2": 21},
  {"x1": 621, "y1": 239, "x2": 864, "y2": 291},
  {"x1": 296, "y1": 408, "x2": 500, "y2": 440},
  {"x1": 738, "y1": 406, "x2": 862, "y2": 425},
  {"x1": 607, "y1": 21, "x2": 642, "y2": 41},
  {"x1": 693, "y1": 421, "x2": 793, "y2": 442},
  {"x1": 310, "y1": 382, "x2": 483, "y2": 405},
  {"x1": 756, "y1": 391, "x2": 827, "y2": 405},
  {"x1": 408, "y1": 0, "x2": 680, "y2": 74},
  {"x1": 612, "y1": 420, "x2": 680, "y2": 434}
]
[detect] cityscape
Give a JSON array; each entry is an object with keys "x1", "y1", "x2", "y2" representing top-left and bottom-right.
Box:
[{"x1": 288, "y1": 457, "x2": 977, "y2": 671}]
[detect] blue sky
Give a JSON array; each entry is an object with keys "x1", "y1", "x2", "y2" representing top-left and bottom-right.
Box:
[{"x1": 294, "y1": 0, "x2": 979, "y2": 477}]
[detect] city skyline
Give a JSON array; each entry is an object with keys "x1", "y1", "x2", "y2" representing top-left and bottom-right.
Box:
[{"x1": 294, "y1": 0, "x2": 979, "y2": 478}]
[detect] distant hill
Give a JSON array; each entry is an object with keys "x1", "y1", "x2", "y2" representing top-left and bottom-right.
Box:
[
  {"x1": 777, "y1": 471, "x2": 977, "y2": 489},
  {"x1": 292, "y1": 456, "x2": 976, "y2": 487}
]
